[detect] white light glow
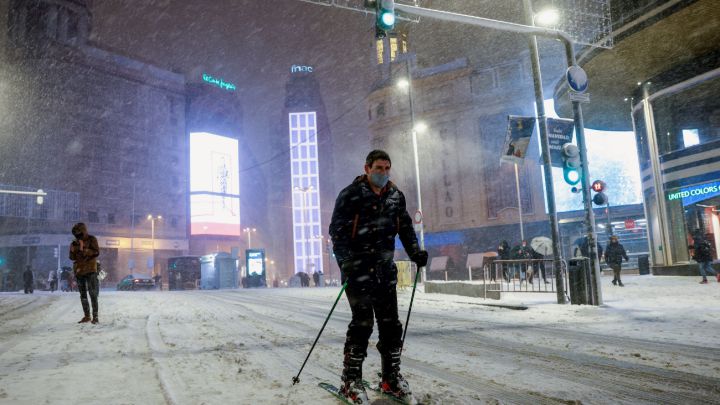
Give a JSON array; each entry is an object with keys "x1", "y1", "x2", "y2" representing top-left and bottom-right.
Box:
[{"x1": 535, "y1": 8, "x2": 560, "y2": 26}]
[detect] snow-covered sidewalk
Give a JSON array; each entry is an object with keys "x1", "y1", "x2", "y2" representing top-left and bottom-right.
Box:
[{"x1": 0, "y1": 274, "x2": 718, "y2": 404}]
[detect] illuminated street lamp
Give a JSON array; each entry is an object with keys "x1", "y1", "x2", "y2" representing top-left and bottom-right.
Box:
[
  {"x1": 534, "y1": 8, "x2": 560, "y2": 26},
  {"x1": 397, "y1": 63, "x2": 427, "y2": 281},
  {"x1": 243, "y1": 227, "x2": 257, "y2": 249}
]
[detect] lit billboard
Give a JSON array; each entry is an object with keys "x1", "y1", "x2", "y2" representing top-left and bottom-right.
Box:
[{"x1": 190, "y1": 132, "x2": 240, "y2": 236}]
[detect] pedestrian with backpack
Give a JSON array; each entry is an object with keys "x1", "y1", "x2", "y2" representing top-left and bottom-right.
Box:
[{"x1": 691, "y1": 232, "x2": 717, "y2": 284}]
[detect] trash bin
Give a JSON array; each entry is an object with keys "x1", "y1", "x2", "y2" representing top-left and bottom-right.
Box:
[
  {"x1": 567, "y1": 258, "x2": 590, "y2": 305},
  {"x1": 638, "y1": 254, "x2": 650, "y2": 275}
]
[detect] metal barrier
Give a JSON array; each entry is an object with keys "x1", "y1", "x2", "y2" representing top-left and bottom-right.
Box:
[{"x1": 484, "y1": 259, "x2": 569, "y2": 294}]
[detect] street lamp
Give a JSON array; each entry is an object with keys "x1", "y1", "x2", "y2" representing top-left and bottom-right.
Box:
[
  {"x1": 397, "y1": 61, "x2": 426, "y2": 281},
  {"x1": 243, "y1": 227, "x2": 256, "y2": 250},
  {"x1": 147, "y1": 215, "x2": 162, "y2": 276},
  {"x1": 534, "y1": 8, "x2": 559, "y2": 26}
]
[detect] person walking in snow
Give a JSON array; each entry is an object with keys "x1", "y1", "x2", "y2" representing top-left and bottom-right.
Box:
[
  {"x1": 48, "y1": 269, "x2": 57, "y2": 292},
  {"x1": 69, "y1": 223, "x2": 100, "y2": 324},
  {"x1": 605, "y1": 235, "x2": 629, "y2": 286},
  {"x1": 23, "y1": 265, "x2": 34, "y2": 294},
  {"x1": 329, "y1": 150, "x2": 428, "y2": 404},
  {"x1": 497, "y1": 240, "x2": 511, "y2": 282},
  {"x1": 691, "y1": 232, "x2": 717, "y2": 284}
]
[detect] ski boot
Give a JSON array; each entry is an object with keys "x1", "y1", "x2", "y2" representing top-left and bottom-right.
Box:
[
  {"x1": 380, "y1": 348, "x2": 414, "y2": 402},
  {"x1": 339, "y1": 379, "x2": 369, "y2": 404},
  {"x1": 339, "y1": 346, "x2": 369, "y2": 404}
]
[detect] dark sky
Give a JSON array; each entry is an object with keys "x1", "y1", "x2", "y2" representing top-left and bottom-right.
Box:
[{"x1": 91, "y1": 0, "x2": 380, "y2": 183}]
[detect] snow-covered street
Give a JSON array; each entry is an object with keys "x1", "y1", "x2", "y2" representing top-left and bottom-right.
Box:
[{"x1": 1, "y1": 275, "x2": 719, "y2": 404}]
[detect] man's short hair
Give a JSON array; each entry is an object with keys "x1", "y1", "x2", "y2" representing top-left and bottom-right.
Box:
[{"x1": 365, "y1": 149, "x2": 391, "y2": 167}]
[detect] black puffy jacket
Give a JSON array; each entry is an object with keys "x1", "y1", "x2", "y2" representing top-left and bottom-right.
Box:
[
  {"x1": 329, "y1": 175, "x2": 420, "y2": 271},
  {"x1": 693, "y1": 239, "x2": 713, "y2": 263},
  {"x1": 605, "y1": 242, "x2": 628, "y2": 265}
]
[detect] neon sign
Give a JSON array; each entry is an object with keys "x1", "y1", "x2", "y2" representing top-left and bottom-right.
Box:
[
  {"x1": 202, "y1": 73, "x2": 236, "y2": 91},
  {"x1": 291, "y1": 65, "x2": 313, "y2": 74}
]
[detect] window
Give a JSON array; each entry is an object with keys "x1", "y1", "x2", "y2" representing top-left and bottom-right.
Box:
[
  {"x1": 683, "y1": 129, "x2": 700, "y2": 148},
  {"x1": 88, "y1": 211, "x2": 99, "y2": 223},
  {"x1": 107, "y1": 213, "x2": 115, "y2": 224},
  {"x1": 376, "y1": 39, "x2": 384, "y2": 64}
]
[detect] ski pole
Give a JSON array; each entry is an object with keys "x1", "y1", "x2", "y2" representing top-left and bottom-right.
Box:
[
  {"x1": 400, "y1": 264, "x2": 423, "y2": 351},
  {"x1": 292, "y1": 281, "x2": 348, "y2": 385}
]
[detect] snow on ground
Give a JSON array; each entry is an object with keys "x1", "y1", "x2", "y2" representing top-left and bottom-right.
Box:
[{"x1": 1, "y1": 274, "x2": 719, "y2": 404}]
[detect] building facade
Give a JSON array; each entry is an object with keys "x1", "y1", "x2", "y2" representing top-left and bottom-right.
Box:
[
  {"x1": 554, "y1": 0, "x2": 720, "y2": 273},
  {"x1": 0, "y1": 0, "x2": 189, "y2": 287}
]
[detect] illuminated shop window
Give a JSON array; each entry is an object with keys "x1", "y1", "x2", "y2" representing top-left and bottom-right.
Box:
[
  {"x1": 289, "y1": 112, "x2": 323, "y2": 275},
  {"x1": 682, "y1": 129, "x2": 700, "y2": 148}
]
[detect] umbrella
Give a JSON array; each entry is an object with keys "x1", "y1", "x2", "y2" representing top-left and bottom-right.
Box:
[{"x1": 531, "y1": 236, "x2": 553, "y2": 256}]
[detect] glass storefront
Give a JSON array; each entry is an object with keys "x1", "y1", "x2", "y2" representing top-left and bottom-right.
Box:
[{"x1": 634, "y1": 74, "x2": 720, "y2": 266}]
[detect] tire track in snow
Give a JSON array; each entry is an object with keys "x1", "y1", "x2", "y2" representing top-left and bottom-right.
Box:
[{"x1": 203, "y1": 291, "x2": 569, "y2": 404}]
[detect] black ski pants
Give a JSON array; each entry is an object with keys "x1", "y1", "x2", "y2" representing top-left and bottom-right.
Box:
[
  {"x1": 77, "y1": 272, "x2": 99, "y2": 317},
  {"x1": 343, "y1": 261, "x2": 403, "y2": 357}
]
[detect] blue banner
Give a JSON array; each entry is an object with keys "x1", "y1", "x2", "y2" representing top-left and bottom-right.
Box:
[
  {"x1": 546, "y1": 118, "x2": 575, "y2": 168},
  {"x1": 667, "y1": 180, "x2": 720, "y2": 207}
]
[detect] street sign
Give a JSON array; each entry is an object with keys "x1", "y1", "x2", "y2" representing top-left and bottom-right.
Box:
[
  {"x1": 624, "y1": 219, "x2": 635, "y2": 229},
  {"x1": 566, "y1": 66, "x2": 588, "y2": 93},
  {"x1": 413, "y1": 210, "x2": 423, "y2": 224},
  {"x1": 546, "y1": 118, "x2": 575, "y2": 168},
  {"x1": 569, "y1": 91, "x2": 590, "y2": 103}
]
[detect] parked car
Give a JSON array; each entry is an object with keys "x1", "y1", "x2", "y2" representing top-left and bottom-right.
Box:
[{"x1": 116, "y1": 274, "x2": 155, "y2": 291}]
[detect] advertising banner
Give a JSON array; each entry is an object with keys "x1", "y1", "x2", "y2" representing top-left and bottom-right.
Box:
[
  {"x1": 245, "y1": 249, "x2": 266, "y2": 288},
  {"x1": 546, "y1": 118, "x2": 575, "y2": 168},
  {"x1": 501, "y1": 116, "x2": 536, "y2": 165},
  {"x1": 190, "y1": 132, "x2": 241, "y2": 236}
]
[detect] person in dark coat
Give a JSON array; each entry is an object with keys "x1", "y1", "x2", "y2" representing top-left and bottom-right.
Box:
[
  {"x1": 691, "y1": 232, "x2": 717, "y2": 284},
  {"x1": 23, "y1": 265, "x2": 34, "y2": 294},
  {"x1": 530, "y1": 247, "x2": 549, "y2": 284},
  {"x1": 497, "y1": 240, "x2": 511, "y2": 282},
  {"x1": 604, "y1": 235, "x2": 629, "y2": 286},
  {"x1": 329, "y1": 150, "x2": 428, "y2": 403},
  {"x1": 312, "y1": 271, "x2": 320, "y2": 287},
  {"x1": 511, "y1": 240, "x2": 533, "y2": 281},
  {"x1": 69, "y1": 222, "x2": 100, "y2": 324}
]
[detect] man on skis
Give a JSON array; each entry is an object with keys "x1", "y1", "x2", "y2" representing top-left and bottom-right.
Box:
[{"x1": 329, "y1": 149, "x2": 428, "y2": 404}]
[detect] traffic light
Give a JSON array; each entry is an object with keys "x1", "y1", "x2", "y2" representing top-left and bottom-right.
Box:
[
  {"x1": 561, "y1": 143, "x2": 581, "y2": 186},
  {"x1": 591, "y1": 180, "x2": 608, "y2": 206},
  {"x1": 53, "y1": 247, "x2": 58, "y2": 258},
  {"x1": 365, "y1": 0, "x2": 395, "y2": 38}
]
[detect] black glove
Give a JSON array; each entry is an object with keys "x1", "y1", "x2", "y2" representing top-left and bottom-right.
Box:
[{"x1": 411, "y1": 250, "x2": 428, "y2": 268}]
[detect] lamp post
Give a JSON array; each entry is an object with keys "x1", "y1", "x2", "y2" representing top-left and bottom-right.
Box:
[
  {"x1": 398, "y1": 61, "x2": 427, "y2": 282},
  {"x1": 147, "y1": 215, "x2": 161, "y2": 276},
  {"x1": 243, "y1": 227, "x2": 256, "y2": 250}
]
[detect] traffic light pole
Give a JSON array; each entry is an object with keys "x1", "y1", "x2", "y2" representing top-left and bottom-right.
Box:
[
  {"x1": 394, "y1": 2, "x2": 601, "y2": 305},
  {"x1": 523, "y1": 0, "x2": 565, "y2": 304}
]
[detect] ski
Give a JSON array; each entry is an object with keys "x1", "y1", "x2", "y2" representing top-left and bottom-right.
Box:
[{"x1": 319, "y1": 382, "x2": 356, "y2": 405}]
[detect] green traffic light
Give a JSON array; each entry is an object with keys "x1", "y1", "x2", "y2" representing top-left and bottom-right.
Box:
[
  {"x1": 379, "y1": 11, "x2": 395, "y2": 29},
  {"x1": 564, "y1": 168, "x2": 580, "y2": 185}
]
